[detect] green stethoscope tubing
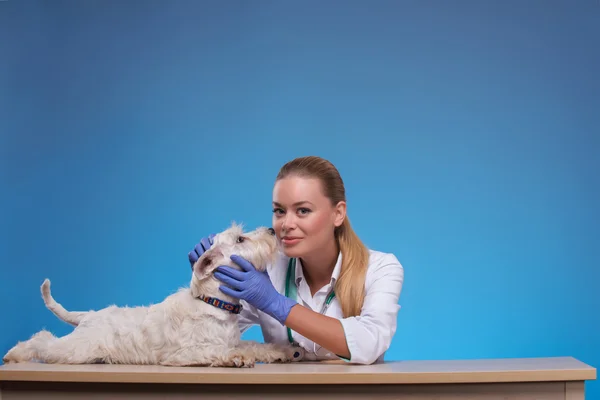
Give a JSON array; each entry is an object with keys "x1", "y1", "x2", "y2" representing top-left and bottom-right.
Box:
[{"x1": 285, "y1": 257, "x2": 336, "y2": 344}]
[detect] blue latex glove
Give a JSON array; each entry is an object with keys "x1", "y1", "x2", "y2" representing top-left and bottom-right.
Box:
[
  {"x1": 188, "y1": 233, "x2": 216, "y2": 268},
  {"x1": 214, "y1": 255, "x2": 297, "y2": 325}
]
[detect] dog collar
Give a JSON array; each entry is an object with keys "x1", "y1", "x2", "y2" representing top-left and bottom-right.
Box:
[{"x1": 197, "y1": 294, "x2": 243, "y2": 314}]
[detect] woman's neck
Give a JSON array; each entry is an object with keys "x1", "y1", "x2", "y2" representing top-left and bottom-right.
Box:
[{"x1": 299, "y1": 239, "x2": 339, "y2": 296}]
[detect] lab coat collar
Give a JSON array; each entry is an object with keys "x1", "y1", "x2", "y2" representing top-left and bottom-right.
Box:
[{"x1": 294, "y1": 252, "x2": 342, "y2": 287}]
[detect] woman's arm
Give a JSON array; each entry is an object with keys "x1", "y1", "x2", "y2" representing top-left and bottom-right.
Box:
[
  {"x1": 284, "y1": 304, "x2": 350, "y2": 358},
  {"x1": 214, "y1": 255, "x2": 349, "y2": 357},
  {"x1": 286, "y1": 254, "x2": 404, "y2": 364},
  {"x1": 214, "y1": 254, "x2": 404, "y2": 364},
  {"x1": 284, "y1": 255, "x2": 404, "y2": 363},
  {"x1": 214, "y1": 255, "x2": 350, "y2": 356}
]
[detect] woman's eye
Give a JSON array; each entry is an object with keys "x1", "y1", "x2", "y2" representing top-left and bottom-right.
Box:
[
  {"x1": 272, "y1": 208, "x2": 284, "y2": 215},
  {"x1": 236, "y1": 236, "x2": 245, "y2": 243},
  {"x1": 298, "y1": 208, "x2": 311, "y2": 215}
]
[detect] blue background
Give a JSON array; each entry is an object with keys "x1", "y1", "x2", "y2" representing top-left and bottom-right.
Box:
[{"x1": 2, "y1": 0, "x2": 598, "y2": 396}]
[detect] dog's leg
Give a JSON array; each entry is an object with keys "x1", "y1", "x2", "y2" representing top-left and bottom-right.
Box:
[
  {"x1": 8, "y1": 331, "x2": 104, "y2": 364},
  {"x1": 236, "y1": 341, "x2": 301, "y2": 364},
  {"x1": 46, "y1": 331, "x2": 111, "y2": 364},
  {"x1": 2, "y1": 330, "x2": 57, "y2": 363},
  {"x1": 159, "y1": 346, "x2": 256, "y2": 368},
  {"x1": 41, "y1": 279, "x2": 89, "y2": 326}
]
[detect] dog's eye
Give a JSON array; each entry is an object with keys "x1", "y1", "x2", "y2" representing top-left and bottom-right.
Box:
[{"x1": 236, "y1": 236, "x2": 245, "y2": 243}]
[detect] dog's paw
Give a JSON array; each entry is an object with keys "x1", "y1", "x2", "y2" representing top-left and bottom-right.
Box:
[
  {"x1": 2, "y1": 345, "x2": 24, "y2": 364},
  {"x1": 2, "y1": 355, "x2": 14, "y2": 364},
  {"x1": 231, "y1": 355, "x2": 255, "y2": 368},
  {"x1": 212, "y1": 355, "x2": 255, "y2": 368}
]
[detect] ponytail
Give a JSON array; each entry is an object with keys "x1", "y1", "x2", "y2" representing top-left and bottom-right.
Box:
[{"x1": 335, "y1": 217, "x2": 370, "y2": 318}]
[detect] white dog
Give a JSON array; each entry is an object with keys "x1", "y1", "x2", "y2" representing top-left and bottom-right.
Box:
[{"x1": 3, "y1": 223, "x2": 301, "y2": 367}]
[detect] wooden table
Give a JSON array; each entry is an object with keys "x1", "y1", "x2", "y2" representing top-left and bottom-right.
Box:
[{"x1": 0, "y1": 356, "x2": 595, "y2": 399}]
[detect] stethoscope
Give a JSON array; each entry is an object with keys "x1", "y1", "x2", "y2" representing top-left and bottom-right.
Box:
[{"x1": 285, "y1": 257, "x2": 336, "y2": 361}]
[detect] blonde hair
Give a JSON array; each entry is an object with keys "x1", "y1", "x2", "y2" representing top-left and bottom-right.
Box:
[{"x1": 276, "y1": 156, "x2": 369, "y2": 318}]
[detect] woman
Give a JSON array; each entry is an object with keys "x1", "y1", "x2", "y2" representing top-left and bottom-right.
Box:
[{"x1": 188, "y1": 156, "x2": 404, "y2": 365}]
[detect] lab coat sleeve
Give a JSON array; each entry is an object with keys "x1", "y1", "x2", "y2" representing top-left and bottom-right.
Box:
[
  {"x1": 238, "y1": 299, "x2": 260, "y2": 334},
  {"x1": 338, "y1": 255, "x2": 404, "y2": 364}
]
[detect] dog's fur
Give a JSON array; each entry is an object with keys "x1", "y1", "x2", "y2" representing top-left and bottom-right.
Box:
[{"x1": 3, "y1": 223, "x2": 300, "y2": 367}]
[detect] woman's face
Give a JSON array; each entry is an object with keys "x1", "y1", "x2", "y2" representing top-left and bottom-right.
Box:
[{"x1": 272, "y1": 176, "x2": 345, "y2": 258}]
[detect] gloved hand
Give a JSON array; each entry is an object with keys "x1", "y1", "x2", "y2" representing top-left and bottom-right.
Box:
[
  {"x1": 214, "y1": 255, "x2": 297, "y2": 325},
  {"x1": 188, "y1": 234, "x2": 216, "y2": 267}
]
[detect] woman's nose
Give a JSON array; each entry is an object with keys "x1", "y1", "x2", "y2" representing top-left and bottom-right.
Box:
[{"x1": 280, "y1": 214, "x2": 294, "y2": 230}]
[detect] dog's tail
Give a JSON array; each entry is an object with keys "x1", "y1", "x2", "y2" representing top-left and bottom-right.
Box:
[{"x1": 41, "y1": 279, "x2": 88, "y2": 327}]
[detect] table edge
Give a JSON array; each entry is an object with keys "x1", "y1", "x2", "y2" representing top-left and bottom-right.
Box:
[{"x1": 0, "y1": 366, "x2": 596, "y2": 384}]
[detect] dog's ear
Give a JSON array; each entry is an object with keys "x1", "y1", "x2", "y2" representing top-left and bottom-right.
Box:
[{"x1": 197, "y1": 247, "x2": 224, "y2": 274}]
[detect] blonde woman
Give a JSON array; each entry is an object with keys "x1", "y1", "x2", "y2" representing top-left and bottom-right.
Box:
[{"x1": 189, "y1": 156, "x2": 404, "y2": 365}]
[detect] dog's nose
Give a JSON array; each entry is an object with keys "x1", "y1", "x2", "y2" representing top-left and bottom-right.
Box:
[{"x1": 268, "y1": 227, "x2": 275, "y2": 235}]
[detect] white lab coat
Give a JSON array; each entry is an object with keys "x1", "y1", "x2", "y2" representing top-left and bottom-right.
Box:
[{"x1": 238, "y1": 249, "x2": 404, "y2": 365}]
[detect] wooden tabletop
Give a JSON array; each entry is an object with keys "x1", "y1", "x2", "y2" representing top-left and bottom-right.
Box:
[{"x1": 0, "y1": 357, "x2": 595, "y2": 385}]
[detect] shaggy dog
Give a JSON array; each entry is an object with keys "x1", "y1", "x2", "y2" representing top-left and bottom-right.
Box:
[{"x1": 3, "y1": 224, "x2": 301, "y2": 367}]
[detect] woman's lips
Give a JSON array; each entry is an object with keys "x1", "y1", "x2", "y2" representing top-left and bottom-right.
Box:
[{"x1": 281, "y1": 237, "x2": 302, "y2": 245}]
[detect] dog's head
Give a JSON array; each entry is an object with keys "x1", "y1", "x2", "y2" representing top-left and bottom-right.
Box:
[{"x1": 190, "y1": 223, "x2": 279, "y2": 300}]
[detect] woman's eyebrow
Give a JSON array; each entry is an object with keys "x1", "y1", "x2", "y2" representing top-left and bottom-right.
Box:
[{"x1": 272, "y1": 201, "x2": 314, "y2": 207}]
